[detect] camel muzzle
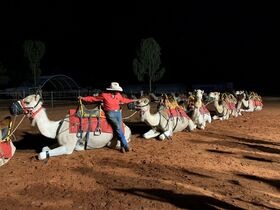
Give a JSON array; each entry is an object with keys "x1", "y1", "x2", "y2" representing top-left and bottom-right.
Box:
[
  {"x1": 127, "y1": 102, "x2": 136, "y2": 110},
  {"x1": 9, "y1": 102, "x2": 24, "y2": 116}
]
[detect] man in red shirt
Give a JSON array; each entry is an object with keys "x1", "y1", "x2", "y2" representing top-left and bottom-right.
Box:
[{"x1": 79, "y1": 82, "x2": 137, "y2": 153}]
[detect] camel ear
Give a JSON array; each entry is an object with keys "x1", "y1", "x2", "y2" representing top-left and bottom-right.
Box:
[{"x1": 35, "y1": 94, "x2": 41, "y2": 102}]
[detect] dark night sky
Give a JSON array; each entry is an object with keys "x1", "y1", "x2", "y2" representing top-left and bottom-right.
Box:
[{"x1": 0, "y1": 1, "x2": 279, "y2": 94}]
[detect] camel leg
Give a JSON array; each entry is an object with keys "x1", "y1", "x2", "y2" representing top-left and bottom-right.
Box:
[
  {"x1": 212, "y1": 115, "x2": 219, "y2": 120},
  {"x1": 38, "y1": 145, "x2": 72, "y2": 160},
  {"x1": 42, "y1": 146, "x2": 50, "y2": 152},
  {"x1": 75, "y1": 140, "x2": 85, "y2": 151},
  {"x1": 200, "y1": 121, "x2": 206, "y2": 130},
  {"x1": 206, "y1": 114, "x2": 212, "y2": 123},
  {"x1": 187, "y1": 119, "x2": 196, "y2": 131},
  {"x1": 143, "y1": 128, "x2": 160, "y2": 139},
  {"x1": 159, "y1": 129, "x2": 172, "y2": 140}
]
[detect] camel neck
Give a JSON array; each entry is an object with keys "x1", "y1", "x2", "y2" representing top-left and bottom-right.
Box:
[
  {"x1": 141, "y1": 106, "x2": 160, "y2": 127},
  {"x1": 33, "y1": 109, "x2": 61, "y2": 139}
]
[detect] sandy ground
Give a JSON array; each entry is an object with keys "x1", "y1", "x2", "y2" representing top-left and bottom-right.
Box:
[{"x1": 0, "y1": 99, "x2": 280, "y2": 210}]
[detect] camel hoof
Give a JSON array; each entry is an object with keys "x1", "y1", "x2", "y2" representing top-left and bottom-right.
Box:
[
  {"x1": 38, "y1": 151, "x2": 47, "y2": 160},
  {"x1": 143, "y1": 133, "x2": 150, "y2": 139},
  {"x1": 75, "y1": 143, "x2": 85, "y2": 151}
]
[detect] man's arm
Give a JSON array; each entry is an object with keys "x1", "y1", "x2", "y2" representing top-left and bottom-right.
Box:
[
  {"x1": 80, "y1": 95, "x2": 103, "y2": 102},
  {"x1": 120, "y1": 95, "x2": 137, "y2": 104}
]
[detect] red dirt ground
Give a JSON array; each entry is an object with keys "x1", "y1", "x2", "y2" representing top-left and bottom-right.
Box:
[{"x1": 1, "y1": 99, "x2": 280, "y2": 210}]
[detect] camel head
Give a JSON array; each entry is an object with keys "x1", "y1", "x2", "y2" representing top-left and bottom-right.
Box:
[
  {"x1": 10, "y1": 94, "x2": 43, "y2": 119},
  {"x1": 135, "y1": 97, "x2": 150, "y2": 120},
  {"x1": 193, "y1": 89, "x2": 204, "y2": 100},
  {"x1": 235, "y1": 90, "x2": 246, "y2": 101},
  {"x1": 135, "y1": 97, "x2": 150, "y2": 110},
  {"x1": 208, "y1": 92, "x2": 220, "y2": 101}
]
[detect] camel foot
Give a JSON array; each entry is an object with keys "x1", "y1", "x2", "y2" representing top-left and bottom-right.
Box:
[
  {"x1": 143, "y1": 129, "x2": 160, "y2": 139},
  {"x1": 38, "y1": 151, "x2": 48, "y2": 160},
  {"x1": 75, "y1": 142, "x2": 85, "y2": 151},
  {"x1": 159, "y1": 134, "x2": 166, "y2": 140}
]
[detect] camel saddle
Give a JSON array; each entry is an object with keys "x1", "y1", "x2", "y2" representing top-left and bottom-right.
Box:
[
  {"x1": 165, "y1": 108, "x2": 190, "y2": 119},
  {"x1": 0, "y1": 116, "x2": 13, "y2": 159},
  {"x1": 69, "y1": 105, "x2": 124, "y2": 134}
]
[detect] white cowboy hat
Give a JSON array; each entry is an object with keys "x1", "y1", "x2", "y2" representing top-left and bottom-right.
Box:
[{"x1": 106, "y1": 82, "x2": 123, "y2": 92}]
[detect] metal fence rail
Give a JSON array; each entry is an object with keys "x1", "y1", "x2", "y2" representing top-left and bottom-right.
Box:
[{"x1": 0, "y1": 89, "x2": 101, "y2": 108}]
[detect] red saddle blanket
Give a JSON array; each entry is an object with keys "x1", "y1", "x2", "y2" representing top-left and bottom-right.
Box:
[
  {"x1": 0, "y1": 142, "x2": 12, "y2": 158},
  {"x1": 226, "y1": 102, "x2": 236, "y2": 110},
  {"x1": 199, "y1": 106, "x2": 210, "y2": 114},
  {"x1": 166, "y1": 108, "x2": 189, "y2": 118},
  {"x1": 254, "y1": 100, "x2": 263, "y2": 107},
  {"x1": 69, "y1": 109, "x2": 124, "y2": 134}
]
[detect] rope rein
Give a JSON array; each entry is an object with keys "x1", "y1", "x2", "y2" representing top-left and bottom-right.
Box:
[
  {"x1": 9, "y1": 115, "x2": 26, "y2": 138},
  {"x1": 122, "y1": 111, "x2": 138, "y2": 120}
]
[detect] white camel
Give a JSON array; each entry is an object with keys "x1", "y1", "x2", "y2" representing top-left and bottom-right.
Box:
[
  {"x1": 207, "y1": 92, "x2": 230, "y2": 120},
  {"x1": 135, "y1": 97, "x2": 196, "y2": 140},
  {"x1": 235, "y1": 91, "x2": 263, "y2": 112},
  {"x1": 10, "y1": 94, "x2": 131, "y2": 160},
  {"x1": 188, "y1": 89, "x2": 211, "y2": 129},
  {"x1": 221, "y1": 93, "x2": 239, "y2": 118}
]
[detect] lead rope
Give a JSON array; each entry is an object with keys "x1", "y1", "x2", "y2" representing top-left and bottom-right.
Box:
[
  {"x1": 122, "y1": 111, "x2": 138, "y2": 120},
  {"x1": 7, "y1": 115, "x2": 26, "y2": 140}
]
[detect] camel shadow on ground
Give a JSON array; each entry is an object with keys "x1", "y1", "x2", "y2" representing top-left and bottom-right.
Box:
[
  {"x1": 13, "y1": 132, "x2": 58, "y2": 152},
  {"x1": 125, "y1": 121, "x2": 151, "y2": 137},
  {"x1": 115, "y1": 188, "x2": 245, "y2": 210},
  {"x1": 236, "y1": 173, "x2": 280, "y2": 192},
  {"x1": 195, "y1": 131, "x2": 280, "y2": 156}
]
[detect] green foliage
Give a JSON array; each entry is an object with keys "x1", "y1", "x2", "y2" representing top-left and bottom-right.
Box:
[
  {"x1": 23, "y1": 40, "x2": 45, "y2": 86},
  {"x1": 133, "y1": 37, "x2": 165, "y2": 92}
]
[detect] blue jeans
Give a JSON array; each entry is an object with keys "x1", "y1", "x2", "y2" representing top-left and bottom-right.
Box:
[{"x1": 105, "y1": 110, "x2": 129, "y2": 149}]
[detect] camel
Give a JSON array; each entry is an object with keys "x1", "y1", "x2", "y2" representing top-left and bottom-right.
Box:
[
  {"x1": 187, "y1": 89, "x2": 211, "y2": 129},
  {"x1": 207, "y1": 92, "x2": 231, "y2": 120},
  {"x1": 250, "y1": 91, "x2": 263, "y2": 111},
  {"x1": 221, "y1": 93, "x2": 239, "y2": 117},
  {"x1": 235, "y1": 91, "x2": 263, "y2": 112},
  {"x1": 135, "y1": 97, "x2": 196, "y2": 140},
  {"x1": 9, "y1": 94, "x2": 132, "y2": 160}
]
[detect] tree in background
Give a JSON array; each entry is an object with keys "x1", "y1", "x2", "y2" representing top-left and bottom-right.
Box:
[
  {"x1": 0, "y1": 61, "x2": 10, "y2": 88},
  {"x1": 133, "y1": 37, "x2": 165, "y2": 93},
  {"x1": 23, "y1": 40, "x2": 45, "y2": 87}
]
